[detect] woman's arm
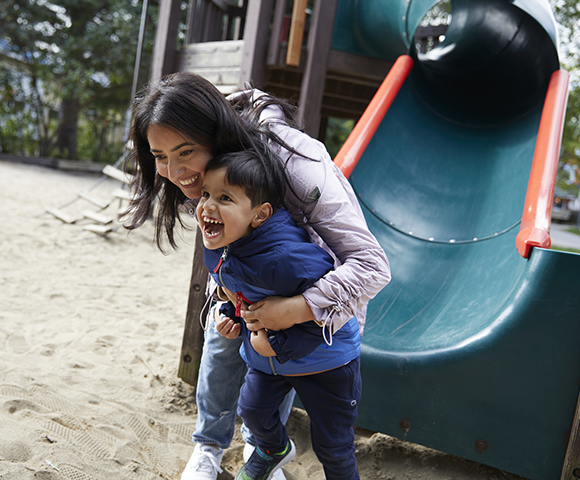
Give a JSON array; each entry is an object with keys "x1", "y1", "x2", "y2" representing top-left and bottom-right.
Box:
[
  {"x1": 242, "y1": 126, "x2": 391, "y2": 335},
  {"x1": 242, "y1": 294, "x2": 313, "y2": 331}
]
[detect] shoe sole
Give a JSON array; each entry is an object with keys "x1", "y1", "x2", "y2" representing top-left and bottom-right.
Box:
[{"x1": 267, "y1": 440, "x2": 296, "y2": 480}]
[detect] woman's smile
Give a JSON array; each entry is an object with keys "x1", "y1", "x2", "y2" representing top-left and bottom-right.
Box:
[
  {"x1": 179, "y1": 173, "x2": 200, "y2": 187},
  {"x1": 147, "y1": 125, "x2": 213, "y2": 199}
]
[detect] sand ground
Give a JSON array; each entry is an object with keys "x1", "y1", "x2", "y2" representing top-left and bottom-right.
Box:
[{"x1": 0, "y1": 160, "x2": 530, "y2": 480}]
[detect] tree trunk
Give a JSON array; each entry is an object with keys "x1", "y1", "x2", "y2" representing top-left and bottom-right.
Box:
[{"x1": 56, "y1": 98, "x2": 80, "y2": 160}]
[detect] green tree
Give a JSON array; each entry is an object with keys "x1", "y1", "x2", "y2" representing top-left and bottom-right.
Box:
[
  {"x1": 0, "y1": 0, "x2": 157, "y2": 160},
  {"x1": 549, "y1": 0, "x2": 580, "y2": 194}
]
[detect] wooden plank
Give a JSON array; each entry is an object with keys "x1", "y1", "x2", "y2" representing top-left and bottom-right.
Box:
[
  {"x1": 286, "y1": 0, "x2": 307, "y2": 67},
  {"x1": 150, "y1": 0, "x2": 182, "y2": 80},
  {"x1": 102, "y1": 165, "x2": 134, "y2": 185},
  {"x1": 112, "y1": 188, "x2": 132, "y2": 201},
  {"x1": 561, "y1": 391, "x2": 580, "y2": 479},
  {"x1": 178, "y1": 226, "x2": 210, "y2": 386},
  {"x1": 180, "y1": 40, "x2": 244, "y2": 68},
  {"x1": 189, "y1": 0, "x2": 206, "y2": 44},
  {"x1": 77, "y1": 191, "x2": 110, "y2": 209},
  {"x1": 297, "y1": 0, "x2": 338, "y2": 138},
  {"x1": 83, "y1": 210, "x2": 113, "y2": 225},
  {"x1": 238, "y1": 0, "x2": 274, "y2": 89},
  {"x1": 46, "y1": 207, "x2": 80, "y2": 224},
  {"x1": 267, "y1": 0, "x2": 287, "y2": 65},
  {"x1": 83, "y1": 224, "x2": 114, "y2": 234}
]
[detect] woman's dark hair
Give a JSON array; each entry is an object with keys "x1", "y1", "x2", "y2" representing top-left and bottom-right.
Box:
[
  {"x1": 121, "y1": 72, "x2": 303, "y2": 251},
  {"x1": 206, "y1": 147, "x2": 287, "y2": 211}
]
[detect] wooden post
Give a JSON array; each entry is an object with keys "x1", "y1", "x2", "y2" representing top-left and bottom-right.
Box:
[
  {"x1": 267, "y1": 0, "x2": 287, "y2": 65},
  {"x1": 150, "y1": 0, "x2": 183, "y2": 81},
  {"x1": 297, "y1": 0, "x2": 338, "y2": 138},
  {"x1": 238, "y1": 0, "x2": 274, "y2": 89},
  {"x1": 286, "y1": 0, "x2": 307, "y2": 67},
  {"x1": 561, "y1": 389, "x2": 580, "y2": 480},
  {"x1": 177, "y1": 226, "x2": 209, "y2": 386}
]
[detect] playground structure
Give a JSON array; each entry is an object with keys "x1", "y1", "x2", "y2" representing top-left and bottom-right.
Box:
[{"x1": 159, "y1": 1, "x2": 580, "y2": 479}]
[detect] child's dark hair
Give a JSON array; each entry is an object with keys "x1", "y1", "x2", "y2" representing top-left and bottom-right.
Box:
[{"x1": 206, "y1": 147, "x2": 287, "y2": 211}]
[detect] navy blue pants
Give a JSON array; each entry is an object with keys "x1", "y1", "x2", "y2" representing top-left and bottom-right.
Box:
[{"x1": 237, "y1": 358, "x2": 361, "y2": 480}]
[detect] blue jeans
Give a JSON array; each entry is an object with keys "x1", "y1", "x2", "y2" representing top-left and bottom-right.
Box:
[{"x1": 192, "y1": 303, "x2": 295, "y2": 449}]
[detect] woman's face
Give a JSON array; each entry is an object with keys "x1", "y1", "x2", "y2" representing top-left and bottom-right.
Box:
[{"x1": 147, "y1": 124, "x2": 213, "y2": 199}]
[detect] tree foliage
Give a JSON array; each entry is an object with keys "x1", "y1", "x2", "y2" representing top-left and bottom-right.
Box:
[
  {"x1": 549, "y1": 0, "x2": 580, "y2": 194},
  {"x1": 0, "y1": 0, "x2": 158, "y2": 160}
]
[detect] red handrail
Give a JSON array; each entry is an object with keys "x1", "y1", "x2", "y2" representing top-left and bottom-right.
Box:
[
  {"x1": 334, "y1": 55, "x2": 414, "y2": 179},
  {"x1": 516, "y1": 69, "x2": 570, "y2": 259}
]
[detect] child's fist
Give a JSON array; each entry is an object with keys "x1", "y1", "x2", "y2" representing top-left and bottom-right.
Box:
[
  {"x1": 216, "y1": 314, "x2": 241, "y2": 339},
  {"x1": 250, "y1": 329, "x2": 276, "y2": 357}
]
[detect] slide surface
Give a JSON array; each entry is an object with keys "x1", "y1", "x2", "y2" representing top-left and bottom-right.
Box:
[{"x1": 330, "y1": 1, "x2": 580, "y2": 478}]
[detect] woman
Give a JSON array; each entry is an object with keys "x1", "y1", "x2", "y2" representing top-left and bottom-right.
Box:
[{"x1": 124, "y1": 72, "x2": 391, "y2": 480}]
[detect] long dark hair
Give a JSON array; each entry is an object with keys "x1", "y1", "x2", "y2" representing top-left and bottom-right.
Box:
[{"x1": 121, "y1": 72, "x2": 302, "y2": 251}]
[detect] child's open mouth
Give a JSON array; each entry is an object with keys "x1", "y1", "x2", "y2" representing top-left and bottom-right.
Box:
[{"x1": 202, "y1": 216, "x2": 224, "y2": 238}]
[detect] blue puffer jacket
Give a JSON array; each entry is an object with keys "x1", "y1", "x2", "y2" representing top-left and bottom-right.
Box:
[{"x1": 204, "y1": 208, "x2": 361, "y2": 375}]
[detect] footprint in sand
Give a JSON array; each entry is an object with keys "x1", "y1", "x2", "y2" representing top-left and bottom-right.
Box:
[
  {"x1": 0, "y1": 440, "x2": 31, "y2": 462},
  {"x1": 6, "y1": 333, "x2": 31, "y2": 354}
]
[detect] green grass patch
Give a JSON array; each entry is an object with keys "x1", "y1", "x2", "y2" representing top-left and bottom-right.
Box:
[
  {"x1": 551, "y1": 245, "x2": 580, "y2": 254},
  {"x1": 565, "y1": 226, "x2": 580, "y2": 236}
]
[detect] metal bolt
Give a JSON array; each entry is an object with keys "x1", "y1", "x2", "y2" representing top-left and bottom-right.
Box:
[
  {"x1": 475, "y1": 439, "x2": 487, "y2": 452},
  {"x1": 183, "y1": 355, "x2": 192, "y2": 363},
  {"x1": 400, "y1": 418, "x2": 411, "y2": 430},
  {"x1": 194, "y1": 284, "x2": 201, "y2": 292}
]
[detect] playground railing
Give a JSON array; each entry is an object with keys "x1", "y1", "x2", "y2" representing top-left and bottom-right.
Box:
[{"x1": 516, "y1": 69, "x2": 569, "y2": 258}]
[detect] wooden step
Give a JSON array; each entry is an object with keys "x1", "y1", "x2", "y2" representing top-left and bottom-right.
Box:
[
  {"x1": 46, "y1": 207, "x2": 81, "y2": 224},
  {"x1": 177, "y1": 40, "x2": 243, "y2": 94},
  {"x1": 83, "y1": 210, "x2": 113, "y2": 225},
  {"x1": 102, "y1": 165, "x2": 134, "y2": 185},
  {"x1": 78, "y1": 191, "x2": 111, "y2": 209},
  {"x1": 83, "y1": 224, "x2": 114, "y2": 235},
  {"x1": 112, "y1": 188, "x2": 133, "y2": 201}
]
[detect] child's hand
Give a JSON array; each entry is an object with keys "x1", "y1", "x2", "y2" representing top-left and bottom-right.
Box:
[
  {"x1": 250, "y1": 329, "x2": 276, "y2": 357},
  {"x1": 216, "y1": 314, "x2": 241, "y2": 339}
]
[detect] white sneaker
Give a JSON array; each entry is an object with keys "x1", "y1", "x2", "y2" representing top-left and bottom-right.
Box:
[
  {"x1": 242, "y1": 443, "x2": 288, "y2": 480},
  {"x1": 181, "y1": 443, "x2": 224, "y2": 480}
]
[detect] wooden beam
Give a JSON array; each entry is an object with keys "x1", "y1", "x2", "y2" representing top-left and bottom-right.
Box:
[
  {"x1": 267, "y1": 0, "x2": 287, "y2": 66},
  {"x1": 297, "y1": 0, "x2": 337, "y2": 138},
  {"x1": 178, "y1": 226, "x2": 210, "y2": 386},
  {"x1": 286, "y1": 0, "x2": 307, "y2": 67},
  {"x1": 238, "y1": 0, "x2": 274, "y2": 89},
  {"x1": 150, "y1": 0, "x2": 182, "y2": 80},
  {"x1": 561, "y1": 389, "x2": 580, "y2": 480}
]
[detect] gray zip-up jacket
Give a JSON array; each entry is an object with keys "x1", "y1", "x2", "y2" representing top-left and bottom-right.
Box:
[{"x1": 239, "y1": 90, "x2": 391, "y2": 336}]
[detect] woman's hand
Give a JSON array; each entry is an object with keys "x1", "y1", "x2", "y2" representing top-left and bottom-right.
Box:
[
  {"x1": 241, "y1": 295, "x2": 314, "y2": 332},
  {"x1": 250, "y1": 329, "x2": 276, "y2": 356}
]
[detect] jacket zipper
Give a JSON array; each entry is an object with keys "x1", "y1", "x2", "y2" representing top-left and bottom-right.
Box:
[
  {"x1": 216, "y1": 245, "x2": 276, "y2": 374},
  {"x1": 216, "y1": 246, "x2": 229, "y2": 286},
  {"x1": 269, "y1": 357, "x2": 278, "y2": 375}
]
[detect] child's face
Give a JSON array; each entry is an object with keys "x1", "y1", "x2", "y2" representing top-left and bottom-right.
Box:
[
  {"x1": 148, "y1": 124, "x2": 213, "y2": 199},
  {"x1": 197, "y1": 168, "x2": 269, "y2": 250}
]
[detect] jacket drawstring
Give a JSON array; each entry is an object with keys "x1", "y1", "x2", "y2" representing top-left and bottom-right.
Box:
[{"x1": 199, "y1": 289, "x2": 216, "y2": 331}]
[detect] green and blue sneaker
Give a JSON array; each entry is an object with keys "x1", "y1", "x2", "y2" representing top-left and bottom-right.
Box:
[{"x1": 235, "y1": 440, "x2": 296, "y2": 480}]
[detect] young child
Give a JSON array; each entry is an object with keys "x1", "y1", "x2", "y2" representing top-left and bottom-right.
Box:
[{"x1": 197, "y1": 148, "x2": 362, "y2": 480}]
